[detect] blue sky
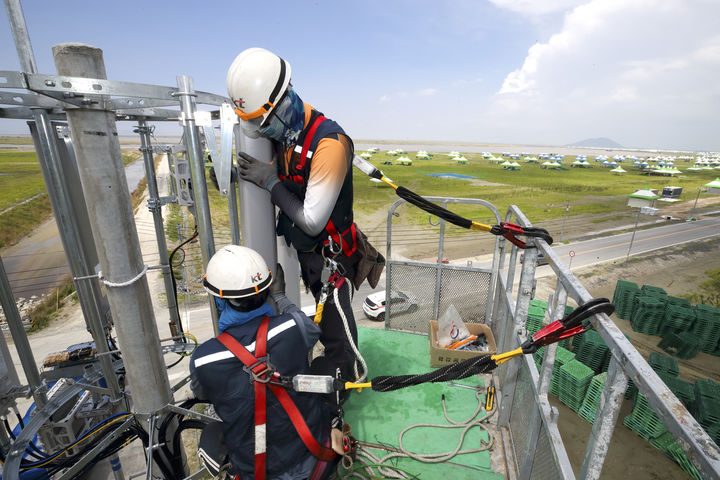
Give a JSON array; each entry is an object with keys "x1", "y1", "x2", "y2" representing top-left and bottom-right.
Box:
[{"x1": 1, "y1": 0, "x2": 719, "y2": 151}]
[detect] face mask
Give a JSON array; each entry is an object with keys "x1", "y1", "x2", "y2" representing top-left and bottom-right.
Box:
[
  {"x1": 241, "y1": 118, "x2": 262, "y2": 139},
  {"x1": 258, "y1": 88, "x2": 304, "y2": 146}
]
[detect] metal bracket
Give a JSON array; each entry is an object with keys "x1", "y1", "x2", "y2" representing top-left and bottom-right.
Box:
[{"x1": 161, "y1": 343, "x2": 195, "y2": 355}]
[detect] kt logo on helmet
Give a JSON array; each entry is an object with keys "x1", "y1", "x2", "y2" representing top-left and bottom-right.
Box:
[
  {"x1": 234, "y1": 98, "x2": 246, "y2": 107},
  {"x1": 251, "y1": 272, "x2": 263, "y2": 283}
]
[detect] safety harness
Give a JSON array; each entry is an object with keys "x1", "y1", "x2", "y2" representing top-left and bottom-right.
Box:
[
  {"x1": 277, "y1": 113, "x2": 358, "y2": 257},
  {"x1": 216, "y1": 317, "x2": 337, "y2": 480}
]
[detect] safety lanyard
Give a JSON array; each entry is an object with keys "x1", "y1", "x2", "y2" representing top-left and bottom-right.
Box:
[{"x1": 217, "y1": 318, "x2": 336, "y2": 480}]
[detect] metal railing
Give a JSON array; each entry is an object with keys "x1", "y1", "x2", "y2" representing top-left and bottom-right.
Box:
[{"x1": 384, "y1": 198, "x2": 720, "y2": 479}]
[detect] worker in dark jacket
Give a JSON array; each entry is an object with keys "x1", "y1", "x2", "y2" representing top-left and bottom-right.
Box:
[
  {"x1": 227, "y1": 47, "x2": 362, "y2": 382},
  {"x1": 190, "y1": 245, "x2": 337, "y2": 480}
]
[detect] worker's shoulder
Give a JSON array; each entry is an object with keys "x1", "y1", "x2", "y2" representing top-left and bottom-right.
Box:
[{"x1": 190, "y1": 336, "x2": 224, "y2": 360}]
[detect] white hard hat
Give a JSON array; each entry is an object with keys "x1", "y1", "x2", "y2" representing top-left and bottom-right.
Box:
[
  {"x1": 203, "y1": 245, "x2": 273, "y2": 298},
  {"x1": 227, "y1": 47, "x2": 292, "y2": 125}
]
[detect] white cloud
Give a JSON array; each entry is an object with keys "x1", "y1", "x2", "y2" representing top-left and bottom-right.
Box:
[
  {"x1": 485, "y1": 0, "x2": 720, "y2": 150},
  {"x1": 378, "y1": 87, "x2": 438, "y2": 103},
  {"x1": 489, "y1": 0, "x2": 588, "y2": 16}
]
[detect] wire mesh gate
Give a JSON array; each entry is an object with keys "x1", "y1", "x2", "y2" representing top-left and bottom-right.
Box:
[{"x1": 383, "y1": 197, "x2": 503, "y2": 334}]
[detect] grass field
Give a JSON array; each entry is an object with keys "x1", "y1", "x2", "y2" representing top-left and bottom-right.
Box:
[
  {"x1": 351, "y1": 151, "x2": 720, "y2": 226},
  {"x1": 0, "y1": 149, "x2": 144, "y2": 248},
  {"x1": 0, "y1": 151, "x2": 52, "y2": 248}
]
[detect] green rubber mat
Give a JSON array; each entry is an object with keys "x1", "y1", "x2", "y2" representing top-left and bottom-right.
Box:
[{"x1": 340, "y1": 327, "x2": 503, "y2": 480}]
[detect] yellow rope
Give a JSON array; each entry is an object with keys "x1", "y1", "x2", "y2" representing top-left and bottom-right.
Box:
[{"x1": 313, "y1": 302, "x2": 325, "y2": 325}]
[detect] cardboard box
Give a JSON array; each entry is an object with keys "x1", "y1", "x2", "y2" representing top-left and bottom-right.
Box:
[{"x1": 428, "y1": 320, "x2": 497, "y2": 368}]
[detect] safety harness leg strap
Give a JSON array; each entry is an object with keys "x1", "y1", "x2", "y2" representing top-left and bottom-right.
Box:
[{"x1": 216, "y1": 318, "x2": 337, "y2": 480}]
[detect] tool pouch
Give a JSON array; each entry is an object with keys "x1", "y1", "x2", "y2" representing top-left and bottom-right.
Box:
[{"x1": 349, "y1": 225, "x2": 385, "y2": 290}]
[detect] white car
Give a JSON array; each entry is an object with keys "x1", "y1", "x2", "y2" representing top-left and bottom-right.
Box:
[{"x1": 362, "y1": 290, "x2": 419, "y2": 322}]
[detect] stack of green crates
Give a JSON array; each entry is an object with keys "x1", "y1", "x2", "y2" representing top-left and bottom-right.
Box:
[
  {"x1": 649, "y1": 431, "x2": 676, "y2": 455},
  {"x1": 573, "y1": 329, "x2": 610, "y2": 373},
  {"x1": 612, "y1": 280, "x2": 640, "y2": 320},
  {"x1": 557, "y1": 359, "x2": 594, "y2": 412},
  {"x1": 529, "y1": 298, "x2": 548, "y2": 311},
  {"x1": 661, "y1": 303, "x2": 696, "y2": 336},
  {"x1": 694, "y1": 379, "x2": 720, "y2": 445},
  {"x1": 641, "y1": 284, "x2": 668, "y2": 301},
  {"x1": 648, "y1": 352, "x2": 679, "y2": 376},
  {"x1": 631, "y1": 296, "x2": 666, "y2": 335},
  {"x1": 650, "y1": 432, "x2": 703, "y2": 480},
  {"x1": 665, "y1": 296, "x2": 691, "y2": 308},
  {"x1": 623, "y1": 393, "x2": 667, "y2": 440},
  {"x1": 666, "y1": 441, "x2": 704, "y2": 480},
  {"x1": 658, "y1": 332, "x2": 701, "y2": 359},
  {"x1": 657, "y1": 373, "x2": 695, "y2": 412},
  {"x1": 578, "y1": 372, "x2": 607, "y2": 424},
  {"x1": 692, "y1": 304, "x2": 720, "y2": 354},
  {"x1": 547, "y1": 347, "x2": 575, "y2": 396},
  {"x1": 526, "y1": 305, "x2": 546, "y2": 337}
]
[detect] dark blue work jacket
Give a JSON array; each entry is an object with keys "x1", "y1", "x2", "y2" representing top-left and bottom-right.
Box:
[{"x1": 190, "y1": 307, "x2": 329, "y2": 478}]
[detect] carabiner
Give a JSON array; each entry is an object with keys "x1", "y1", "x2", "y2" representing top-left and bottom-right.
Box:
[{"x1": 327, "y1": 235, "x2": 342, "y2": 255}]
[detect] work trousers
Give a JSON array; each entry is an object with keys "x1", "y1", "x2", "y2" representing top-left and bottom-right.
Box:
[{"x1": 297, "y1": 250, "x2": 358, "y2": 380}]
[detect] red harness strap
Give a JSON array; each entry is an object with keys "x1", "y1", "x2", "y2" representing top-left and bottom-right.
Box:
[
  {"x1": 216, "y1": 319, "x2": 336, "y2": 480},
  {"x1": 325, "y1": 220, "x2": 358, "y2": 257},
  {"x1": 296, "y1": 115, "x2": 327, "y2": 172}
]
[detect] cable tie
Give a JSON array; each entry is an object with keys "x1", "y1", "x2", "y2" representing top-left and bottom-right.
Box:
[{"x1": 99, "y1": 264, "x2": 148, "y2": 288}]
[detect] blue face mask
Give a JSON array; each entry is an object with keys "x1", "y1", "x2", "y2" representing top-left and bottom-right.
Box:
[{"x1": 259, "y1": 88, "x2": 305, "y2": 146}]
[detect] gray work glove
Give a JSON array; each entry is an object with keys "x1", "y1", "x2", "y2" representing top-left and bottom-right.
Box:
[
  {"x1": 237, "y1": 152, "x2": 280, "y2": 192},
  {"x1": 269, "y1": 263, "x2": 286, "y2": 300}
]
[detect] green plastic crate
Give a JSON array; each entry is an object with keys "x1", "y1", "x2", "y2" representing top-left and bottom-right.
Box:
[
  {"x1": 613, "y1": 280, "x2": 641, "y2": 320},
  {"x1": 648, "y1": 352, "x2": 679, "y2": 377},
  {"x1": 661, "y1": 304, "x2": 696, "y2": 335},
  {"x1": 624, "y1": 394, "x2": 667, "y2": 440},
  {"x1": 578, "y1": 372, "x2": 607, "y2": 424},
  {"x1": 692, "y1": 304, "x2": 720, "y2": 353},
  {"x1": 573, "y1": 329, "x2": 610, "y2": 373},
  {"x1": 658, "y1": 332, "x2": 701, "y2": 360},
  {"x1": 557, "y1": 359, "x2": 594, "y2": 411},
  {"x1": 631, "y1": 296, "x2": 666, "y2": 336}
]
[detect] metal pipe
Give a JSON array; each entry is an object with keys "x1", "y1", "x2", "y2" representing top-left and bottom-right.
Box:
[
  {"x1": 136, "y1": 121, "x2": 183, "y2": 339},
  {"x1": 235, "y1": 126, "x2": 277, "y2": 271},
  {"x1": 29, "y1": 114, "x2": 123, "y2": 403},
  {"x1": 0, "y1": 257, "x2": 44, "y2": 407},
  {"x1": 689, "y1": 187, "x2": 702, "y2": 220},
  {"x1": 3, "y1": 0, "x2": 37, "y2": 74},
  {"x1": 579, "y1": 357, "x2": 629, "y2": 480},
  {"x1": 53, "y1": 43, "x2": 171, "y2": 414},
  {"x1": 176, "y1": 75, "x2": 218, "y2": 334},
  {"x1": 625, "y1": 207, "x2": 641, "y2": 263},
  {"x1": 228, "y1": 180, "x2": 241, "y2": 245}
]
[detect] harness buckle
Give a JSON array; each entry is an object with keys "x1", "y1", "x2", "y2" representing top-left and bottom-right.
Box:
[{"x1": 243, "y1": 357, "x2": 276, "y2": 383}]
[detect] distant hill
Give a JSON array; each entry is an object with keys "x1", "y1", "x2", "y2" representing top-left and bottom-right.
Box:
[{"x1": 567, "y1": 137, "x2": 624, "y2": 149}]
